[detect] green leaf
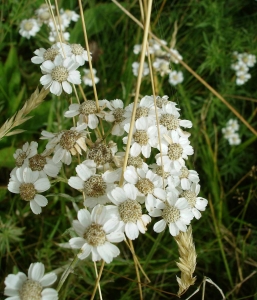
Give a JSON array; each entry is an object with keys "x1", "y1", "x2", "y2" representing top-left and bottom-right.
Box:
[{"x1": 0, "y1": 146, "x2": 15, "y2": 168}]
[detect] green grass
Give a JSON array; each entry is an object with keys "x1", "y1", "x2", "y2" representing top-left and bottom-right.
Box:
[{"x1": 1, "y1": 0, "x2": 257, "y2": 299}]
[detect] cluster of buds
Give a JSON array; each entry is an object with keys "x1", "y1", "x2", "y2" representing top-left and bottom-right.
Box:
[
  {"x1": 132, "y1": 39, "x2": 184, "y2": 86},
  {"x1": 222, "y1": 119, "x2": 241, "y2": 145},
  {"x1": 231, "y1": 51, "x2": 256, "y2": 85}
]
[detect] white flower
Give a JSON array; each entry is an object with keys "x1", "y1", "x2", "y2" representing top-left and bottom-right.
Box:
[
  {"x1": 124, "y1": 166, "x2": 166, "y2": 215},
  {"x1": 31, "y1": 43, "x2": 71, "y2": 65},
  {"x1": 13, "y1": 142, "x2": 38, "y2": 168},
  {"x1": 156, "y1": 131, "x2": 194, "y2": 171},
  {"x1": 168, "y1": 70, "x2": 184, "y2": 86},
  {"x1": 8, "y1": 167, "x2": 50, "y2": 214},
  {"x1": 180, "y1": 183, "x2": 208, "y2": 219},
  {"x1": 232, "y1": 60, "x2": 249, "y2": 74},
  {"x1": 40, "y1": 56, "x2": 81, "y2": 96},
  {"x1": 68, "y1": 161, "x2": 117, "y2": 208},
  {"x1": 153, "y1": 193, "x2": 194, "y2": 236},
  {"x1": 132, "y1": 62, "x2": 149, "y2": 77},
  {"x1": 228, "y1": 133, "x2": 241, "y2": 145},
  {"x1": 123, "y1": 117, "x2": 165, "y2": 158},
  {"x1": 60, "y1": 9, "x2": 80, "y2": 22},
  {"x1": 49, "y1": 30, "x2": 70, "y2": 43},
  {"x1": 64, "y1": 101, "x2": 104, "y2": 129},
  {"x1": 172, "y1": 167, "x2": 199, "y2": 190},
  {"x1": 82, "y1": 68, "x2": 99, "y2": 86},
  {"x1": 168, "y1": 48, "x2": 183, "y2": 64},
  {"x1": 69, "y1": 205, "x2": 124, "y2": 263},
  {"x1": 48, "y1": 15, "x2": 70, "y2": 31},
  {"x1": 70, "y1": 44, "x2": 89, "y2": 66},
  {"x1": 4, "y1": 262, "x2": 58, "y2": 300},
  {"x1": 226, "y1": 119, "x2": 239, "y2": 132},
  {"x1": 35, "y1": 4, "x2": 52, "y2": 24},
  {"x1": 236, "y1": 72, "x2": 251, "y2": 85},
  {"x1": 153, "y1": 58, "x2": 170, "y2": 76},
  {"x1": 222, "y1": 126, "x2": 235, "y2": 139},
  {"x1": 238, "y1": 53, "x2": 256, "y2": 68},
  {"x1": 107, "y1": 184, "x2": 151, "y2": 240},
  {"x1": 100, "y1": 99, "x2": 125, "y2": 136},
  {"x1": 42, "y1": 123, "x2": 88, "y2": 165},
  {"x1": 19, "y1": 19, "x2": 40, "y2": 39}
]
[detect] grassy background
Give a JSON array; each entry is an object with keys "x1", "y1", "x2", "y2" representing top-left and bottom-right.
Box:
[{"x1": 0, "y1": 0, "x2": 257, "y2": 299}]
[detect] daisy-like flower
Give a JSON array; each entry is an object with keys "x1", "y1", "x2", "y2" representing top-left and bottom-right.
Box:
[
  {"x1": 8, "y1": 167, "x2": 50, "y2": 214},
  {"x1": 107, "y1": 184, "x2": 151, "y2": 240},
  {"x1": 60, "y1": 9, "x2": 80, "y2": 22},
  {"x1": 41, "y1": 123, "x2": 88, "y2": 165},
  {"x1": 124, "y1": 166, "x2": 166, "y2": 215},
  {"x1": 155, "y1": 95, "x2": 170, "y2": 108},
  {"x1": 153, "y1": 193, "x2": 194, "y2": 236},
  {"x1": 49, "y1": 30, "x2": 70, "y2": 43},
  {"x1": 82, "y1": 68, "x2": 99, "y2": 86},
  {"x1": 180, "y1": 183, "x2": 208, "y2": 219},
  {"x1": 87, "y1": 141, "x2": 117, "y2": 167},
  {"x1": 100, "y1": 99, "x2": 125, "y2": 136},
  {"x1": 228, "y1": 133, "x2": 241, "y2": 145},
  {"x1": 172, "y1": 167, "x2": 200, "y2": 190},
  {"x1": 13, "y1": 141, "x2": 38, "y2": 168},
  {"x1": 35, "y1": 4, "x2": 52, "y2": 24},
  {"x1": 68, "y1": 161, "x2": 117, "y2": 208},
  {"x1": 40, "y1": 55, "x2": 81, "y2": 96},
  {"x1": 236, "y1": 72, "x2": 251, "y2": 85},
  {"x1": 70, "y1": 44, "x2": 90, "y2": 66},
  {"x1": 153, "y1": 58, "x2": 170, "y2": 76},
  {"x1": 168, "y1": 48, "x2": 183, "y2": 64},
  {"x1": 19, "y1": 19, "x2": 40, "y2": 39},
  {"x1": 132, "y1": 62, "x2": 149, "y2": 77},
  {"x1": 168, "y1": 70, "x2": 184, "y2": 86},
  {"x1": 226, "y1": 119, "x2": 239, "y2": 132},
  {"x1": 156, "y1": 131, "x2": 194, "y2": 171},
  {"x1": 231, "y1": 60, "x2": 249, "y2": 74},
  {"x1": 159, "y1": 101, "x2": 192, "y2": 137},
  {"x1": 31, "y1": 43, "x2": 71, "y2": 65},
  {"x1": 4, "y1": 262, "x2": 58, "y2": 300},
  {"x1": 123, "y1": 117, "x2": 165, "y2": 158},
  {"x1": 69, "y1": 205, "x2": 124, "y2": 263},
  {"x1": 48, "y1": 15, "x2": 70, "y2": 32},
  {"x1": 221, "y1": 126, "x2": 235, "y2": 139},
  {"x1": 64, "y1": 101, "x2": 104, "y2": 129},
  {"x1": 238, "y1": 52, "x2": 256, "y2": 67}
]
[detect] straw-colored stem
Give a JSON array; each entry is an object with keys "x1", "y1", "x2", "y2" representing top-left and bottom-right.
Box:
[
  {"x1": 129, "y1": 239, "x2": 143, "y2": 300},
  {"x1": 56, "y1": 256, "x2": 79, "y2": 292},
  {"x1": 119, "y1": 0, "x2": 153, "y2": 187},
  {"x1": 93, "y1": 261, "x2": 103, "y2": 300},
  {"x1": 90, "y1": 260, "x2": 105, "y2": 300},
  {"x1": 111, "y1": 0, "x2": 257, "y2": 136}
]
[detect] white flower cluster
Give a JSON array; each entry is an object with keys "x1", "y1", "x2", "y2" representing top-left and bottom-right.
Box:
[
  {"x1": 231, "y1": 51, "x2": 256, "y2": 85},
  {"x1": 19, "y1": 4, "x2": 79, "y2": 41},
  {"x1": 8, "y1": 95, "x2": 207, "y2": 264},
  {"x1": 132, "y1": 39, "x2": 184, "y2": 86},
  {"x1": 222, "y1": 119, "x2": 241, "y2": 145},
  {"x1": 4, "y1": 262, "x2": 58, "y2": 300}
]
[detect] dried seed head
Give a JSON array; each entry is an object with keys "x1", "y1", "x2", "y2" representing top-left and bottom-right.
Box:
[
  {"x1": 168, "y1": 143, "x2": 183, "y2": 160},
  {"x1": 20, "y1": 279, "x2": 42, "y2": 300},
  {"x1": 127, "y1": 155, "x2": 143, "y2": 169},
  {"x1": 133, "y1": 130, "x2": 148, "y2": 145},
  {"x1": 180, "y1": 190, "x2": 196, "y2": 207},
  {"x1": 84, "y1": 223, "x2": 106, "y2": 246},
  {"x1": 71, "y1": 44, "x2": 84, "y2": 55},
  {"x1": 59, "y1": 130, "x2": 79, "y2": 150},
  {"x1": 43, "y1": 48, "x2": 59, "y2": 61},
  {"x1": 84, "y1": 175, "x2": 106, "y2": 198},
  {"x1": 118, "y1": 200, "x2": 142, "y2": 223},
  {"x1": 135, "y1": 178, "x2": 154, "y2": 195},
  {"x1": 19, "y1": 183, "x2": 36, "y2": 201},
  {"x1": 160, "y1": 114, "x2": 179, "y2": 130},
  {"x1": 15, "y1": 152, "x2": 27, "y2": 167},
  {"x1": 113, "y1": 108, "x2": 125, "y2": 124},
  {"x1": 29, "y1": 154, "x2": 46, "y2": 171},
  {"x1": 135, "y1": 107, "x2": 149, "y2": 120},
  {"x1": 51, "y1": 66, "x2": 69, "y2": 82},
  {"x1": 180, "y1": 167, "x2": 189, "y2": 179},
  {"x1": 155, "y1": 166, "x2": 170, "y2": 179},
  {"x1": 162, "y1": 204, "x2": 180, "y2": 223},
  {"x1": 88, "y1": 144, "x2": 112, "y2": 165},
  {"x1": 79, "y1": 101, "x2": 97, "y2": 115}
]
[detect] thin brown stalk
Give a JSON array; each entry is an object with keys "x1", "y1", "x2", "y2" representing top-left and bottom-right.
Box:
[
  {"x1": 119, "y1": 0, "x2": 153, "y2": 187},
  {"x1": 129, "y1": 239, "x2": 143, "y2": 300},
  {"x1": 111, "y1": 0, "x2": 257, "y2": 136},
  {"x1": 90, "y1": 260, "x2": 105, "y2": 300},
  {"x1": 0, "y1": 87, "x2": 49, "y2": 140},
  {"x1": 174, "y1": 226, "x2": 197, "y2": 297},
  {"x1": 93, "y1": 261, "x2": 103, "y2": 300}
]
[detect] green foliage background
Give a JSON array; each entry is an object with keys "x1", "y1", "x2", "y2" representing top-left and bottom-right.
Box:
[{"x1": 0, "y1": 0, "x2": 257, "y2": 299}]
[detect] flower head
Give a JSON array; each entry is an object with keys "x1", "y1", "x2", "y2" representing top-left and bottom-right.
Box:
[
  {"x1": 4, "y1": 262, "x2": 58, "y2": 300},
  {"x1": 19, "y1": 19, "x2": 40, "y2": 39}
]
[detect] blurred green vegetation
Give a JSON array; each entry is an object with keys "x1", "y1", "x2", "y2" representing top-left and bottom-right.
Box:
[{"x1": 0, "y1": 0, "x2": 257, "y2": 299}]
